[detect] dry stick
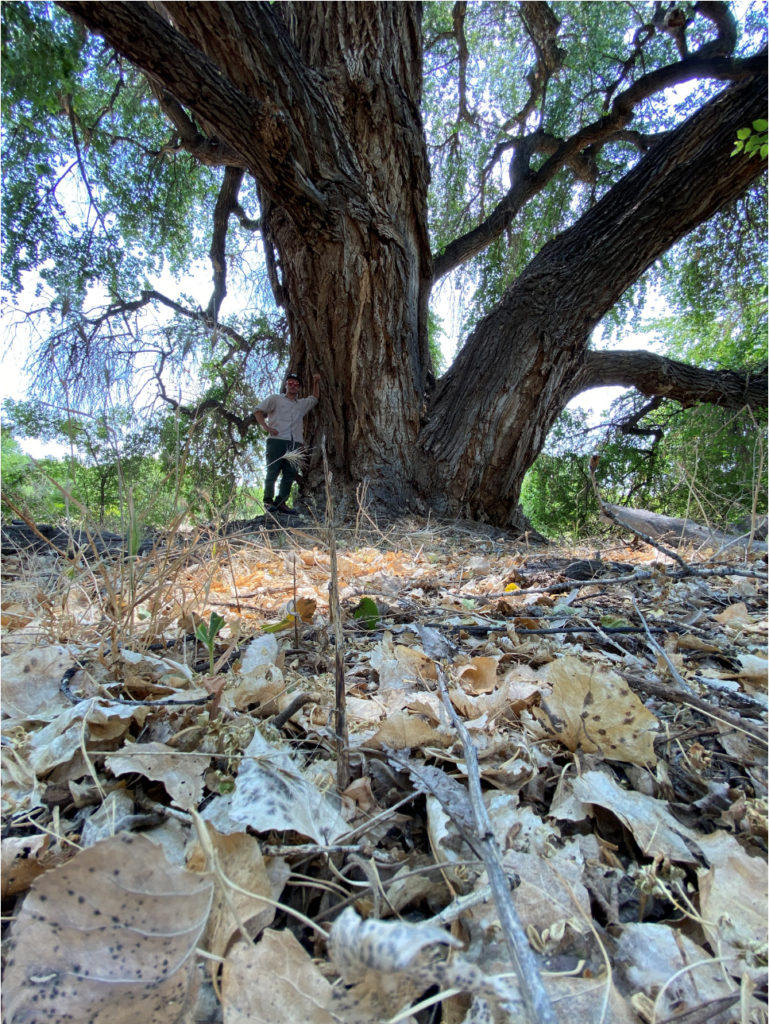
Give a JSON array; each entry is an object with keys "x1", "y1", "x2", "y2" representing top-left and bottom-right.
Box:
[
  {"x1": 628, "y1": 597, "x2": 767, "y2": 743},
  {"x1": 292, "y1": 553, "x2": 299, "y2": 649},
  {"x1": 626, "y1": 673, "x2": 767, "y2": 745},
  {"x1": 223, "y1": 538, "x2": 242, "y2": 617},
  {"x1": 589, "y1": 454, "x2": 688, "y2": 569},
  {"x1": 321, "y1": 437, "x2": 349, "y2": 791},
  {"x1": 435, "y1": 663, "x2": 558, "y2": 1024},
  {"x1": 631, "y1": 596, "x2": 694, "y2": 693}
]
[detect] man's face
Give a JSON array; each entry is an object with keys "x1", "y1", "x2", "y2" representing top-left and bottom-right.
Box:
[{"x1": 286, "y1": 377, "x2": 301, "y2": 395}]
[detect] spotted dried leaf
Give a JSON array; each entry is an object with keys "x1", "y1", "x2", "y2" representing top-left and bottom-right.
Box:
[
  {"x1": 204, "y1": 728, "x2": 347, "y2": 843},
  {"x1": 329, "y1": 906, "x2": 460, "y2": 983},
  {"x1": 3, "y1": 833, "x2": 213, "y2": 1024},
  {"x1": 534, "y1": 656, "x2": 658, "y2": 766}
]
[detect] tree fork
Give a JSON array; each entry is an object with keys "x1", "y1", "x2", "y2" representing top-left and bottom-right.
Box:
[{"x1": 419, "y1": 72, "x2": 767, "y2": 525}]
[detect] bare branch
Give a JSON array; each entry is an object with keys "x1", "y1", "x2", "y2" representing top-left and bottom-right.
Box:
[
  {"x1": 433, "y1": 45, "x2": 765, "y2": 282},
  {"x1": 207, "y1": 166, "x2": 246, "y2": 321},
  {"x1": 617, "y1": 395, "x2": 665, "y2": 443},
  {"x1": 573, "y1": 349, "x2": 768, "y2": 409},
  {"x1": 452, "y1": 2, "x2": 474, "y2": 124},
  {"x1": 151, "y1": 350, "x2": 256, "y2": 450}
]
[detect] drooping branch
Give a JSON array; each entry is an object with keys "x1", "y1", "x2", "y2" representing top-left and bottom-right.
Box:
[
  {"x1": 572, "y1": 350, "x2": 768, "y2": 409},
  {"x1": 207, "y1": 166, "x2": 246, "y2": 321},
  {"x1": 80, "y1": 289, "x2": 250, "y2": 358},
  {"x1": 152, "y1": 351, "x2": 255, "y2": 453}
]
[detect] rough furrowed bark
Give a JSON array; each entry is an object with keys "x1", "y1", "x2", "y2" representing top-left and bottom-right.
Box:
[
  {"x1": 573, "y1": 350, "x2": 768, "y2": 409},
  {"x1": 52, "y1": 2, "x2": 766, "y2": 527},
  {"x1": 419, "y1": 73, "x2": 767, "y2": 526},
  {"x1": 273, "y1": 2, "x2": 432, "y2": 505}
]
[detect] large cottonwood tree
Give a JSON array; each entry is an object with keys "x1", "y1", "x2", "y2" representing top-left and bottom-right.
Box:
[{"x1": 5, "y1": 1, "x2": 767, "y2": 527}]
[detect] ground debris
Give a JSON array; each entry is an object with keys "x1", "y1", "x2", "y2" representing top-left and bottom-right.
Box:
[{"x1": 2, "y1": 514, "x2": 767, "y2": 1024}]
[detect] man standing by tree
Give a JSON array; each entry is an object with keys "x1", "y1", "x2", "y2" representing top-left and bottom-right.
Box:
[{"x1": 254, "y1": 372, "x2": 320, "y2": 516}]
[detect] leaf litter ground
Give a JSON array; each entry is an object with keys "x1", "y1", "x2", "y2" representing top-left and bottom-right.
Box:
[{"x1": 1, "y1": 512, "x2": 767, "y2": 1024}]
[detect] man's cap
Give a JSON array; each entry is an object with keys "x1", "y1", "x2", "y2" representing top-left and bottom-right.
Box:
[{"x1": 286, "y1": 373, "x2": 300, "y2": 380}]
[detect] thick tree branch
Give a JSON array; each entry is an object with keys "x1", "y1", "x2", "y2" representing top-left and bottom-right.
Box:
[
  {"x1": 147, "y1": 80, "x2": 247, "y2": 168},
  {"x1": 207, "y1": 166, "x2": 246, "y2": 321},
  {"x1": 56, "y1": 1, "x2": 350, "y2": 232},
  {"x1": 572, "y1": 350, "x2": 768, "y2": 409},
  {"x1": 420, "y1": 72, "x2": 767, "y2": 524},
  {"x1": 432, "y1": 50, "x2": 766, "y2": 281}
]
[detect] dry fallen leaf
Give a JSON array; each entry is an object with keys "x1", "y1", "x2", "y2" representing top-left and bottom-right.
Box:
[
  {"x1": 368, "y1": 710, "x2": 452, "y2": 750},
  {"x1": 204, "y1": 728, "x2": 347, "y2": 843},
  {"x1": 222, "y1": 930, "x2": 335, "y2": 1024},
  {"x1": 615, "y1": 922, "x2": 739, "y2": 1019},
  {"x1": 714, "y1": 602, "x2": 760, "y2": 629},
  {"x1": 1, "y1": 833, "x2": 50, "y2": 898},
  {"x1": 696, "y1": 830, "x2": 769, "y2": 981},
  {"x1": 1, "y1": 644, "x2": 76, "y2": 719},
  {"x1": 535, "y1": 656, "x2": 658, "y2": 766},
  {"x1": 455, "y1": 656, "x2": 499, "y2": 694},
  {"x1": 106, "y1": 740, "x2": 210, "y2": 811},
  {"x1": 187, "y1": 825, "x2": 289, "y2": 972},
  {"x1": 567, "y1": 770, "x2": 703, "y2": 863},
  {"x1": 3, "y1": 833, "x2": 213, "y2": 1024}
]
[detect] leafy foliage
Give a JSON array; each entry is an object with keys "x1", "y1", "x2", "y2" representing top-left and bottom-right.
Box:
[
  {"x1": 733, "y1": 117, "x2": 769, "y2": 158},
  {"x1": 523, "y1": 394, "x2": 767, "y2": 539},
  {"x1": 520, "y1": 409, "x2": 599, "y2": 538},
  {"x1": 2, "y1": 1, "x2": 215, "y2": 302}
]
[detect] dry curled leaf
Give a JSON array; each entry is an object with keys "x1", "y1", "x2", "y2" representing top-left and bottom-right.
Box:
[
  {"x1": 204, "y1": 728, "x2": 347, "y2": 843},
  {"x1": 106, "y1": 740, "x2": 209, "y2": 811},
  {"x1": 329, "y1": 906, "x2": 461, "y2": 983},
  {"x1": 222, "y1": 930, "x2": 335, "y2": 1024},
  {"x1": 569, "y1": 770, "x2": 703, "y2": 863}
]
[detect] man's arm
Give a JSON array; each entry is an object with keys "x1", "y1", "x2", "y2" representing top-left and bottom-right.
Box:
[
  {"x1": 254, "y1": 403, "x2": 279, "y2": 436},
  {"x1": 312, "y1": 373, "x2": 320, "y2": 399}
]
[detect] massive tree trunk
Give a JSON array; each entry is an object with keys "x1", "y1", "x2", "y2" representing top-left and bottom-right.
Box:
[
  {"x1": 57, "y1": 1, "x2": 767, "y2": 528},
  {"x1": 418, "y1": 73, "x2": 767, "y2": 525},
  {"x1": 266, "y1": 3, "x2": 433, "y2": 505}
]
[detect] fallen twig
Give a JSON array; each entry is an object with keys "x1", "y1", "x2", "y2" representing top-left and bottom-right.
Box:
[
  {"x1": 435, "y1": 663, "x2": 558, "y2": 1024},
  {"x1": 322, "y1": 436, "x2": 349, "y2": 791},
  {"x1": 626, "y1": 673, "x2": 767, "y2": 745},
  {"x1": 589, "y1": 455, "x2": 687, "y2": 569}
]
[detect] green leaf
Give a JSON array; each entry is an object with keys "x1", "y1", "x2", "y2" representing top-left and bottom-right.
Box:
[
  {"x1": 196, "y1": 611, "x2": 226, "y2": 646},
  {"x1": 600, "y1": 614, "x2": 632, "y2": 628},
  {"x1": 751, "y1": 119, "x2": 768, "y2": 132},
  {"x1": 737, "y1": 127, "x2": 752, "y2": 140},
  {"x1": 352, "y1": 596, "x2": 380, "y2": 630}
]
